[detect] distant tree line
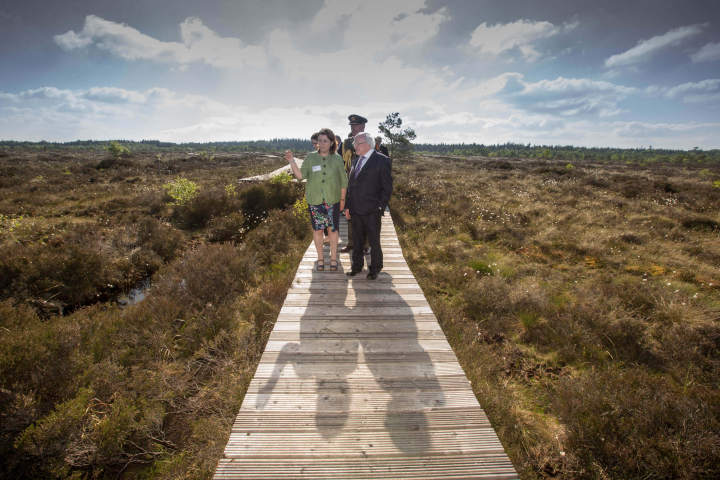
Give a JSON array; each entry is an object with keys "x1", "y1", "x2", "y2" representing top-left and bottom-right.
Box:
[
  {"x1": 415, "y1": 142, "x2": 720, "y2": 164},
  {"x1": 0, "y1": 138, "x2": 315, "y2": 154},
  {"x1": 1, "y1": 139, "x2": 718, "y2": 164}
]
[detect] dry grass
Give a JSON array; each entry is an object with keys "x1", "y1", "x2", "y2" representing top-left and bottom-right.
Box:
[
  {"x1": 391, "y1": 155, "x2": 720, "y2": 479},
  {"x1": 0, "y1": 149, "x2": 310, "y2": 478}
]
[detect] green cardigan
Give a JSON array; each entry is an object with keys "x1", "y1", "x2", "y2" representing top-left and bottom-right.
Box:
[{"x1": 300, "y1": 151, "x2": 348, "y2": 206}]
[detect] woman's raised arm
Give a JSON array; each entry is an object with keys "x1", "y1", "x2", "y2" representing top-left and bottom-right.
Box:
[{"x1": 284, "y1": 150, "x2": 302, "y2": 180}]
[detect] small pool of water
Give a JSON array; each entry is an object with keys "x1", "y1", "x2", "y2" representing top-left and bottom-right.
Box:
[{"x1": 118, "y1": 279, "x2": 150, "y2": 307}]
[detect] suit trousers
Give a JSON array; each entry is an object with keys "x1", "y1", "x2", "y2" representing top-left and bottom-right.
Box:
[
  {"x1": 350, "y1": 211, "x2": 383, "y2": 274},
  {"x1": 346, "y1": 220, "x2": 369, "y2": 248}
]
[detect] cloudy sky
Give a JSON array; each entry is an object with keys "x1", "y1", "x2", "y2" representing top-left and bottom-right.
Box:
[{"x1": 1, "y1": 0, "x2": 719, "y2": 148}]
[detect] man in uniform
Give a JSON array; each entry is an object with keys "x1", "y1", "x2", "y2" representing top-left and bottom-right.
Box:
[{"x1": 338, "y1": 115, "x2": 370, "y2": 255}]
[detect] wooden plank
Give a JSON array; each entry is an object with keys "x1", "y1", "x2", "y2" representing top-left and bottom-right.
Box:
[
  {"x1": 257, "y1": 350, "x2": 461, "y2": 366},
  {"x1": 279, "y1": 305, "x2": 435, "y2": 316},
  {"x1": 215, "y1": 456, "x2": 517, "y2": 480},
  {"x1": 239, "y1": 390, "x2": 481, "y2": 413},
  {"x1": 243, "y1": 376, "x2": 473, "y2": 395},
  {"x1": 223, "y1": 430, "x2": 507, "y2": 458},
  {"x1": 230, "y1": 410, "x2": 489, "y2": 434},
  {"x1": 251, "y1": 362, "x2": 469, "y2": 379},
  {"x1": 263, "y1": 331, "x2": 450, "y2": 343},
  {"x1": 269, "y1": 319, "x2": 442, "y2": 332},
  {"x1": 284, "y1": 292, "x2": 428, "y2": 302},
  {"x1": 288, "y1": 283, "x2": 423, "y2": 292}
]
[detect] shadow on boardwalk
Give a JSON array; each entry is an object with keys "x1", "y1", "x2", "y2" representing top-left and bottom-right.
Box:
[{"x1": 256, "y1": 234, "x2": 445, "y2": 454}]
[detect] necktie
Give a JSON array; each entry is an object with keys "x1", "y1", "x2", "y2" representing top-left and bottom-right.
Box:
[{"x1": 355, "y1": 156, "x2": 365, "y2": 178}]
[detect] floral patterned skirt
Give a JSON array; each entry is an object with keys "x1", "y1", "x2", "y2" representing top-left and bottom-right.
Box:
[{"x1": 308, "y1": 201, "x2": 340, "y2": 232}]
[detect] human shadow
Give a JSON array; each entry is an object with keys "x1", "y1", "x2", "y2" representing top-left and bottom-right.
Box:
[{"x1": 257, "y1": 216, "x2": 445, "y2": 454}]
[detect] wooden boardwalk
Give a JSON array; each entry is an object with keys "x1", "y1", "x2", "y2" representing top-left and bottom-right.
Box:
[
  {"x1": 239, "y1": 155, "x2": 303, "y2": 182},
  {"x1": 214, "y1": 212, "x2": 518, "y2": 479}
]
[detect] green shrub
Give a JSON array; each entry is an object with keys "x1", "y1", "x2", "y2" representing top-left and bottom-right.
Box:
[
  {"x1": 106, "y1": 141, "x2": 131, "y2": 158},
  {"x1": 163, "y1": 177, "x2": 198, "y2": 206},
  {"x1": 269, "y1": 171, "x2": 293, "y2": 184},
  {"x1": 469, "y1": 259, "x2": 494, "y2": 276},
  {"x1": 293, "y1": 196, "x2": 310, "y2": 223}
]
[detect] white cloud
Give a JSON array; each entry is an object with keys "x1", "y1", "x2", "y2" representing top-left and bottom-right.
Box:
[
  {"x1": 468, "y1": 19, "x2": 575, "y2": 61},
  {"x1": 460, "y1": 73, "x2": 637, "y2": 117},
  {"x1": 663, "y1": 79, "x2": 720, "y2": 103},
  {"x1": 604, "y1": 24, "x2": 705, "y2": 67},
  {"x1": 54, "y1": 15, "x2": 266, "y2": 68},
  {"x1": 79, "y1": 87, "x2": 148, "y2": 104},
  {"x1": 52, "y1": 6, "x2": 452, "y2": 103},
  {"x1": 1, "y1": 87, "x2": 77, "y2": 102},
  {"x1": 457, "y1": 73, "x2": 525, "y2": 101},
  {"x1": 612, "y1": 120, "x2": 720, "y2": 138},
  {"x1": 54, "y1": 30, "x2": 94, "y2": 50},
  {"x1": 691, "y1": 42, "x2": 720, "y2": 62}
]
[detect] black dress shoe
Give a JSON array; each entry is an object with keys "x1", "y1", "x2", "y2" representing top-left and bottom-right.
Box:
[
  {"x1": 340, "y1": 245, "x2": 353, "y2": 253},
  {"x1": 366, "y1": 272, "x2": 379, "y2": 280},
  {"x1": 346, "y1": 270, "x2": 362, "y2": 277}
]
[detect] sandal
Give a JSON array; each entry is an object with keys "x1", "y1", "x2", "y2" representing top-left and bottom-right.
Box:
[
  {"x1": 317, "y1": 260, "x2": 324, "y2": 271},
  {"x1": 329, "y1": 260, "x2": 338, "y2": 271}
]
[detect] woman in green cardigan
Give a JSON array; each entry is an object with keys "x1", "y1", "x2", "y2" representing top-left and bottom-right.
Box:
[{"x1": 284, "y1": 128, "x2": 348, "y2": 271}]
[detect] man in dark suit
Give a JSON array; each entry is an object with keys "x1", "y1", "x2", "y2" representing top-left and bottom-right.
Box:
[
  {"x1": 344, "y1": 132, "x2": 393, "y2": 280},
  {"x1": 338, "y1": 115, "x2": 370, "y2": 255}
]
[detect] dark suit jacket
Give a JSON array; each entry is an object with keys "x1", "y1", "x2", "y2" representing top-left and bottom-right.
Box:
[
  {"x1": 376, "y1": 144, "x2": 389, "y2": 156},
  {"x1": 345, "y1": 151, "x2": 393, "y2": 216}
]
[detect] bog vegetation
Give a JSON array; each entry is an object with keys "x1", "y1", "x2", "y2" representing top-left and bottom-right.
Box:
[
  {"x1": 390, "y1": 155, "x2": 720, "y2": 479},
  {"x1": 1, "y1": 144, "x2": 719, "y2": 479},
  {"x1": 0, "y1": 149, "x2": 311, "y2": 478}
]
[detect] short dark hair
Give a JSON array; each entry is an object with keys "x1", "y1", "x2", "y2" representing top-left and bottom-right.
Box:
[
  {"x1": 318, "y1": 128, "x2": 338, "y2": 154},
  {"x1": 311, "y1": 132, "x2": 319, "y2": 141}
]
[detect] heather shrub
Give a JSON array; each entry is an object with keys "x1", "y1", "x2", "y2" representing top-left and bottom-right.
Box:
[
  {"x1": 135, "y1": 188, "x2": 170, "y2": 216},
  {"x1": 245, "y1": 209, "x2": 311, "y2": 265},
  {"x1": 0, "y1": 236, "x2": 123, "y2": 307},
  {"x1": 0, "y1": 300, "x2": 83, "y2": 460},
  {"x1": 130, "y1": 247, "x2": 163, "y2": 276},
  {"x1": 207, "y1": 212, "x2": 246, "y2": 243},
  {"x1": 152, "y1": 243, "x2": 254, "y2": 323},
  {"x1": 136, "y1": 216, "x2": 185, "y2": 260},
  {"x1": 239, "y1": 182, "x2": 303, "y2": 227},
  {"x1": 171, "y1": 187, "x2": 241, "y2": 229},
  {"x1": 97, "y1": 156, "x2": 133, "y2": 169},
  {"x1": 551, "y1": 368, "x2": 720, "y2": 479}
]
